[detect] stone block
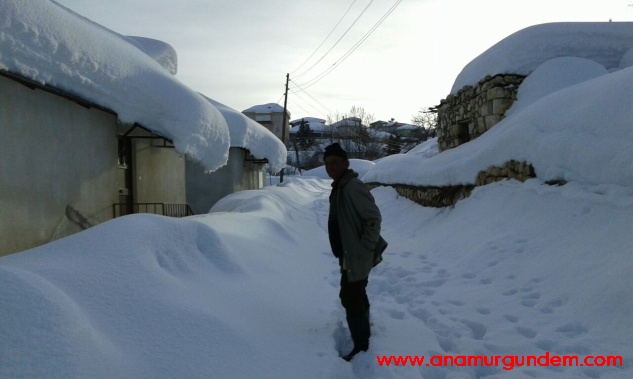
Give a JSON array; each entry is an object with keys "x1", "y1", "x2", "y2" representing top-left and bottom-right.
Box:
[
  {"x1": 484, "y1": 115, "x2": 503, "y2": 129},
  {"x1": 487, "y1": 87, "x2": 507, "y2": 100},
  {"x1": 492, "y1": 98, "x2": 515, "y2": 115}
]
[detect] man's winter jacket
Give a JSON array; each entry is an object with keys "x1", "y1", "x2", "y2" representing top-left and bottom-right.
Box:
[{"x1": 328, "y1": 170, "x2": 383, "y2": 282}]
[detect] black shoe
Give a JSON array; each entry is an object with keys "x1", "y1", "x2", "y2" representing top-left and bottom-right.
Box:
[
  {"x1": 341, "y1": 346, "x2": 367, "y2": 361},
  {"x1": 343, "y1": 310, "x2": 370, "y2": 361}
]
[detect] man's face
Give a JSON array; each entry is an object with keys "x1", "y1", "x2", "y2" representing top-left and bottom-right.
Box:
[{"x1": 324, "y1": 155, "x2": 349, "y2": 181}]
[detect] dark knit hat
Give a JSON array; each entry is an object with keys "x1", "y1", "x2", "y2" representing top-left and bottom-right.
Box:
[{"x1": 323, "y1": 143, "x2": 348, "y2": 161}]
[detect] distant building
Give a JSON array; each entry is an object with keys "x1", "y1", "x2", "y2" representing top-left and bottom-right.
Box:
[
  {"x1": 243, "y1": 103, "x2": 290, "y2": 144},
  {"x1": 289, "y1": 117, "x2": 328, "y2": 141}
]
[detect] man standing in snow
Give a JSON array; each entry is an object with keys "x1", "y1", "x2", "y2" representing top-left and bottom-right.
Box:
[{"x1": 324, "y1": 143, "x2": 387, "y2": 361}]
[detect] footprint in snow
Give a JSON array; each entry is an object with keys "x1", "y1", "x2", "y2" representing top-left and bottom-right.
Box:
[
  {"x1": 461, "y1": 319, "x2": 487, "y2": 340},
  {"x1": 503, "y1": 314, "x2": 519, "y2": 323},
  {"x1": 476, "y1": 307, "x2": 492, "y2": 315},
  {"x1": 540, "y1": 296, "x2": 568, "y2": 314},
  {"x1": 516, "y1": 326, "x2": 538, "y2": 339},
  {"x1": 420, "y1": 278, "x2": 446, "y2": 288},
  {"x1": 447, "y1": 300, "x2": 465, "y2": 306},
  {"x1": 555, "y1": 322, "x2": 588, "y2": 339}
]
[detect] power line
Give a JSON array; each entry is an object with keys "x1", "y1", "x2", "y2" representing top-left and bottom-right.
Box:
[
  {"x1": 289, "y1": 90, "x2": 329, "y2": 117},
  {"x1": 292, "y1": 0, "x2": 375, "y2": 81},
  {"x1": 288, "y1": 87, "x2": 327, "y2": 115},
  {"x1": 289, "y1": 0, "x2": 358, "y2": 75},
  {"x1": 287, "y1": 97, "x2": 313, "y2": 117},
  {"x1": 274, "y1": 92, "x2": 284, "y2": 106},
  {"x1": 295, "y1": 0, "x2": 403, "y2": 90},
  {"x1": 290, "y1": 80, "x2": 334, "y2": 115}
]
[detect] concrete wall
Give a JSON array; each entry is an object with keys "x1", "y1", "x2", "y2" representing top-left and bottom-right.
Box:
[
  {"x1": 0, "y1": 74, "x2": 120, "y2": 255},
  {"x1": 186, "y1": 147, "x2": 266, "y2": 214}
]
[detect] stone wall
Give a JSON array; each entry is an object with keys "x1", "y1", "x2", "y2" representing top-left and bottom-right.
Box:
[
  {"x1": 475, "y1": 160, "x2": 535, "y2": 186},
  {"x1": 436, "y1": 74, "x2": 525, "y2": 151},
  {"x1": 367, "y1": 160, "x2": 536, "y2": 208}
]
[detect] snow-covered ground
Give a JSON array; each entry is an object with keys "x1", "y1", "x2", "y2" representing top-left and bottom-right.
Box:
[{"x1": 1, "y1": 176, "x2": 631, "y2": 378}]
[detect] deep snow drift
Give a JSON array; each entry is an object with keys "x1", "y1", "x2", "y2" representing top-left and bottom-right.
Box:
[{"x1": 1, "y1": 176, "x2": 632, "y2": 378}]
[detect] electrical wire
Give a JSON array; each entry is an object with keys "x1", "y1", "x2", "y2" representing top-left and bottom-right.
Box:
[
  {"x1": 289, "y1": 89, "x2": 327, "y2": 116},
  {"x1": 289, "y1": 0, "x2": 358, "y2": 75},
  {"x1": 287, "y1": 97, "x2": 313, "y2": 117},
  {"x1": 292, "y1": 0, "x2": 375, "y2": 81},
  {"x1": 289, "y1": 91, "x2": 329, "y2": 118},
  {"x1": 295, "y1": 0, "x2": 403, "y2": 90},
  {"x1": 290, "y1": 80, "x2": 334, "y2": 115}
]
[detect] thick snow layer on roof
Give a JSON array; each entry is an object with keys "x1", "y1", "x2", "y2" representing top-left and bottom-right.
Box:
[
  {"x1": 124, "y1": 36, "x2": 177, "y2": 75},
  {"x1": 330, "y1": 117, "x2": 362, "y2": 128},
  {"x1": 242, "y1": 103, "x2": 285, "y2": 114},
  {"x1": 290, "y1": 117, "x2": 326, "y2": 125},
  {"x1": 505, "y1": 57, "x2": 608, "y2": 117},
  {"x1": 368, "y1": 129, "x2": 394, "y2": 139},
  {"x1": 364, "y1": 62, "x2": 633, "y2": 188},
  {"x1": 289, "y1": 120, "x2": 329, "y2": 134},
  {"x1": 395, "y1": 124, "x2": 418, "y2": 131},
  {"x1": 450, "y1": 22, "x2": 633, "y2": 94},
  {"x1": 0, "y1": 0, "x2": 230, "y2": 171},
  {"x1": 202, "y1": 96, "x2": 287, "y2": 172}
]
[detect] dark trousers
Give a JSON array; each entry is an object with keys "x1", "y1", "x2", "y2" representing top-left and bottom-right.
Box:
[
  {"x1": 340, "y1": 271, "x2": 371, "y2": 351},
  {"x1": 339, "y1": 271, "x2": 370, "y2": 316}
]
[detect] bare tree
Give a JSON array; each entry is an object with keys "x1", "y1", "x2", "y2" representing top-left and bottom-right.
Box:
[
  {"x1": 411, "y1": 107, "x2": 438, "y2": 140},
  {"x1": 327, "y1": 106, "x2": 378, "y2": 159}
]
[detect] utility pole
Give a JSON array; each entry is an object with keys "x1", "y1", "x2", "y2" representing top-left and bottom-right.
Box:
[{"x1": 280, "y1": 73, "x2": 289, "y2": 183}]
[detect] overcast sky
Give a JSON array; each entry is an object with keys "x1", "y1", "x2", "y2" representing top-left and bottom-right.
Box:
[{"x1": 53, "y1": 0, "x2": 633, "y2": 124}]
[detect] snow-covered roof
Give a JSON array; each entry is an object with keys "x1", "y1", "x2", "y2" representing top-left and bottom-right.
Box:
[
  {"x1": 290, "y1": 117, "x2": 326, "y2": 125},
  {"x1": 242, "y1": 103, "x2": 286, "y2": 114},
  {"x1": 368, "y1": 129, "x2": 395, "y2": 139},
  {"x1": 124, "y1": 36, "x2": 178, "y2": 75},
  {"x1": 289, "y1": 119, "x2": 329, "y2": 134},
  {"x1": 395, "y1": 124, "x2": 418, "y2": 131},
  {"x1": 330, "y1": 117, "x2": 362, "y2": 128},
  {"x1": 364, "y1": 45, "x2": 633, "y2": 188},
  {"x1": 202, "y1": 96, "x2": 286, "y2": 172},
  {"x1": 451, "y1": 22, "x2": 633, "y2": 94},
  {"x1": 0, "y1": 0, "x2": 285, "y2": 173}
]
